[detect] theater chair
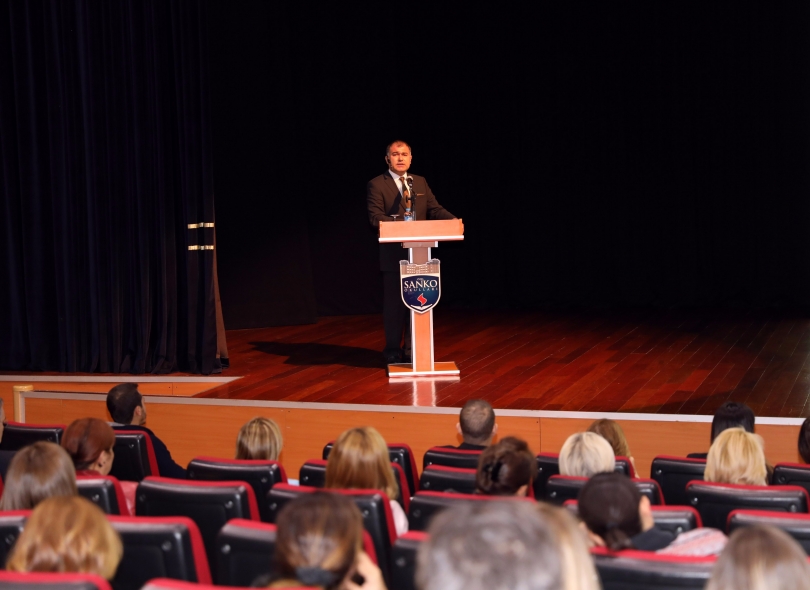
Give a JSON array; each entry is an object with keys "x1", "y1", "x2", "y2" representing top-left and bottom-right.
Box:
[
  {"x1": 418, "y1": 465, "x2": 477, "y2": 495},
  {"x1": 77, "y1": 475, "x2": 132, "y2": 516},
  {"x1": 390, "y1": 531, "x2": 428, "y2": 590},
  {"x1": 422, "y1": 447, "x2": 482, "y2": 470},
  {"x1": 298, "y1": 459, "x2": 410, "y2": 512},
  {"x1": 772, "y1": 463, "x2": 810, "y2": 496},
  {"x1": 0, "y1": 573, "x2": 111, "y2": 590},
  {"x1": 545, "y1": 475, "x2": 663, "y2": 506},
  {"x1": 187, "y1": 456, "x2": 287, "y2": 522},
  {"x1": 266, "y1": 483, "x2": 397, "y2": 587},
  {"x1": 564, "y1": 501, "x2": 702, "y2": 536},
  {"x1": 142, "y1": 579, "x2": 299, "y2": 590},
  {"x1": 323, "y1": 442, "x2": 419, "y2": 496},
  {"x1": 685, "y1": 481, "x2": 809, "y2": 530},
  {"x1": 408, "y1": 491, "x2": 534, "y2": 532},
  {"x1": 591, "y1": 547, "x2": 715, "y2": 590},
  {"x1": 0, "y1": 422, "x2": 64, "y2": 451},
  {"x1": 110, "y1": 431, "x2": 159, "y2": 482},
  {"x1": 107, "y1": 516, "x2": 211, "y2": 590},
  {"x1": 534, "y1": 453, "x2": 637, "y2": 500},
  {"x1": 135, "y1": 477, "x2": 260, "y2": 572},
  {"x1": 650, "y1": 455, "x2": 706, "y2": 506},
  {"x1": 727, "y1": 510, "x2": 810, "y2": 554},
  {"x1": 0, "y1": 511, "x2": 29, "y2": 567},
  {"x1": 615, "y1": 456, "x2": 636, "y2": 477},
  {"x1": 215, "y1": 519, "x2": 379, "y2": 587}
]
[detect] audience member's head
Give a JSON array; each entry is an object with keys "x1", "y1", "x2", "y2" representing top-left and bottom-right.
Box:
[
  {"x1": 457, "y1": 399, "x2": 497, "y2": 446},
  {"x1": 476, "y1": 436, "x2": 535, "y2": 497},
  {"x1": 325, "y1": 426, "x2": 398, "y2": 500},
  {"x1": 559, "y1": 432, "x2": 615, "y2": 478},
  {"x1": 235, "y1": 417, "x2": 283, "y2": 461},
  {"x1": 417, "y1": 501, "x2": 563, "y2": 590},
  {"x1": 535, "y1": 503, "x2": 601, "y2": 590},
  {"x1": 0, "y1": 398, "x2": 6, "y2": 442},
  {"x1": 705, "y1": 427, "x2": 767, "y2": 486},
  {"x1": 587, "y1": 418, "x2": 631, "y2": 458},
  {"x1": 710, "y1": 401, "x2": 755, "y2": 443},
  {"x1": 106, "y1": 383, "x2": 145, "y2": 426},
  {"x1": 706, "y1": 524, "x2": 810, "y2": 590},
  {"x1": 61, "y1": 418, "x2": 116, "y2": 475},
  {"x1": 272, "y1": 492, "x2": 363, "y2": 590},
  {"x1": 0, "y1": 442, "x2": 77, "y2": 511},
  {"x1": 6, "y1": 495, "x2": 122, "y2": 579},
  {"x1": 578, "y1": 472, "x2": 653, "y2": 551},
  {"x1": 799, "y1": 417, "x2": 810, "y2": 464}
]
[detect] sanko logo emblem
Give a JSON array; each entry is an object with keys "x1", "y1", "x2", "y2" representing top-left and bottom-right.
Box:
[{"x1": 400, "y1": 263, "x2": 441, "y2": 314}]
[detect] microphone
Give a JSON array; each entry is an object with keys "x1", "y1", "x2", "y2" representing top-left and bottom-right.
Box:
[{"x1": 406, "y1": 177, "x2": 415, "y2": 205}]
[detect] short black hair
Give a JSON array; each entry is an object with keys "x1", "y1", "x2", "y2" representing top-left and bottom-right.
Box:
[
  {"x1": 106, "y1": 383, "x2": 143, "y2": 424},
  {"x1": 711, "y1": 401, "x2": 755, "y2": 443},
  {"x1": 459, "y1": 399, "x2": 495, "y2": 444}
]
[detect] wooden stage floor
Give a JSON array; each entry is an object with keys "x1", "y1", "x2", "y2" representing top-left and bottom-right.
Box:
[{"x1": 199, "y1": 308, "x2": 810, "y2": 417}]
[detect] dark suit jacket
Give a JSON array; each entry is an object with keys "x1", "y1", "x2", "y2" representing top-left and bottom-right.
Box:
[
  {"x1": 367, "y1": 172, "x2": 455, "y2": 271},
  {"x1": 112, "y1": 424, "x2": 187, "y2": 479}
]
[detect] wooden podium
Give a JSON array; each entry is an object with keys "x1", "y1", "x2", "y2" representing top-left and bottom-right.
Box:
[{"x1": 379, "y1": 219, "x2": 464, "y2": 378}]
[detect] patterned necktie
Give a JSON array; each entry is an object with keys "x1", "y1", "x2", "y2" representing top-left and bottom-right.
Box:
[{"x1": 400, "y1": 177, "x2": 411, "y2": 212}]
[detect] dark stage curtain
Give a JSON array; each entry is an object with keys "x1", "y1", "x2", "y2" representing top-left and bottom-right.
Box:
[{"x1": 0, "y1": 0, "x2": 220, "y2": 374}]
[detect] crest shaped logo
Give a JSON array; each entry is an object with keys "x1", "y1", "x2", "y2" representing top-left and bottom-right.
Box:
[{"x1": 400, "y1": 260, "x2": 441, "y2": 314}]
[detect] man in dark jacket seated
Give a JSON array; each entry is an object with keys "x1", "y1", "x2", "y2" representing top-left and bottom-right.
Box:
[
  {"x1": 446, "y1": 399, "x2": 497, "y2": 451},
  {"x1": 106, "y1": 383, "x2": 187, "y2": 479}
]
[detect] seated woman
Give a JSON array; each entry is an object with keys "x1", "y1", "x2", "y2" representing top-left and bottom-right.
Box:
[
  {"x1": 0, "y1": 441, "x2": 77, "y2": 511},
  {"x1": 559, "y1": 432, "x2": 615, "y2": 478},
  {"x1": 268, "y1": 492, "x2": 384, "y2": 590},
  {"x1": 6, "y1": 495, "x2": 123, "y2": 579},
  {"x1": 325, "y1": 426, "x2": 407, "y2": 536},
  {"x1": 705, "y1": 427, "x2": 767, "y2": 486},
  {"x1": 236, "y1": 417, "x2": 283, "y2": 461},
  {"x1": 579, "y1": 472, "x2": 726, "y2": 555},
  {"x1": 707, "y1": 525, "x2": 810, "y2": 590},
  {"x1": 587, "y1": 418, "x2": 635, "y2": 472},
  {"x1": 62, "y1": 417, "x2": 136, "y2": 513},
  {"x1": 476, "y1": 436, "x2": 535, "y2": 497}
]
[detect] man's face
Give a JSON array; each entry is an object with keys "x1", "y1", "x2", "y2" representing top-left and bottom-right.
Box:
[
  {"x1": 137, "y1": 400, "x2": 147, "y2": 425},
  {"x1": 387, "y1": 143, "x2": 412, "y2": 176}
]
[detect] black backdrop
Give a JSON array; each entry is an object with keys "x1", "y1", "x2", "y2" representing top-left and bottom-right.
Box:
[{"x1": 209, "y1": 2, "x2": 810, "y2": 329}]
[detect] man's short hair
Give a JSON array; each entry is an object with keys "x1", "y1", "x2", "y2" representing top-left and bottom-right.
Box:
[
  {"x1": 386, "y1": 140, "x2": 411, "y2": 156},
  {"x1": 459, "y1": 399, "x2": 495, "y2": 444},
  {"x1": 711, "y1": 401, "x2": 755, "y2": 443},
  {"x1": 417, "y1": 501, "x2": 562, "y2": 590},
  {"x1": 106, "y1": 383, "x2": 143, "y2": 425}
]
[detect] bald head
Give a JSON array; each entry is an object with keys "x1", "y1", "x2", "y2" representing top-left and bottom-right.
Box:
[{"x1": 459, "y1": 399, "x2": 496, "y2": 446}]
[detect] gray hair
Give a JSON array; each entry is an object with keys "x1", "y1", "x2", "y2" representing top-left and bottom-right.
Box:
[{"x1": 559, "y1": 432, "x2": 615, "y2": 478}]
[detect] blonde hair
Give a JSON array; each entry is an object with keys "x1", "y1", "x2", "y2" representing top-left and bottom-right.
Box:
[
  {"x1": 559, "y1": 432, "x2": 615, "y2": 478},
  {"x1": 706, "y1": 525, "x2": 810, "y2": 590},
  {"x1": 587, "y1": 418, "x2": 631, "y2": 458},
  {"x1": 535, "y1": 503, "x2": 601, "y2": 590},
  {"x1": 325, "y1": 427, "x2": 398, "y2": 500},
  {"x1": 235, "y1": 417, "x2": 283, "y2": 461},
  {"x1": 0, "y1": 442, "x2": 77, "y2": 511},
  {"x1": 6, "y1": 495, "x2": 123, "y2": 580},
  {"x1": 705, "y1": 427, "x2": 767, "y2": 486}
]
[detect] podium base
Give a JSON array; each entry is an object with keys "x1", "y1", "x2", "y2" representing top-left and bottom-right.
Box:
[{"x1": 387, "y1": 362, "x2": 460, "y2": 378}]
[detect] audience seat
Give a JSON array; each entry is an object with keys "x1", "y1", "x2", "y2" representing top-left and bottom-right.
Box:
[
  {"x1": 650, "y1": 455, "x2": 706, "y2": 506},
  {"x1": 186, "y1": 456, "x2": 287, "y2": 523},
  {"x1": 390, "y1": 531, "x2": 428, "y2": 590},
  {"x1": 265, "y1": 483, "x2": 397, "y2": 586},
  {"x1": 215, "y1": 518, "x2": 379, "y2": 587},
  {"x1": 564, "y1": 501, "x2": 702, "y2": 536},
  {"x1": 545, "y1": 475, "x2": 663, "y2": 506},
  {"x1": 0, "y1": 573, "x2": 111, "y2": 590},
  {"x1": 591, "y1": 547, "x2": 715, "y2": 590},
  {"x1": 297, "y1": 459, "x2": 409, "y2": 512},
  {"x1": 77, "y1": 474, "x2": 131, "y2": 516},
  {"x1": 772, "y1": 463, "x2": 810, "y2": 496},
  {"x1": 142, "y1": 579, "x2": 305, "y2": 590},
  {"x1": 534, "y1": 453, "x2": 561, "y2": 499},
  {"x1": 110, "y1": 430, "x2": 159, "y2": 482},
  {"x1": 615, "y1": 456, "x2": 636, "y2": 478},
  {"x1": 135, "y1": 477, "x2": 260, "y2": 572},
  {"x1": 107, "y1": 515, "x2": 211, "y2": 590},
  {"x1": 685, "y1": 481, "x2": 809, "y2": 530},
  {"x1": 418, "y1": 465, "x2": 477, "y2": 495},
  {"x1": 422, "y1": 447, "x2": 481, "y2": 470},
  {"x1": 0, "y1": 511, "x2": 29, "y2": 568},
  {"x1": 0, "y1": 422, "x2": 64, "y2": 451},
  {"x1": 727, "y1": 509, "x2": 810, "y2": 554},
  {"x1": 407, "y1": 491, "x2": 534, "y2": 532},
  {"x1": 322, "y1": 442, "x2": 419, "y2": 496}
]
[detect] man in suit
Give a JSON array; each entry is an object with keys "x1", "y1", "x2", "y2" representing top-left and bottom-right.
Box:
[{"x1": 367, "y1": 140, "x2": 456, "y2": 364}]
